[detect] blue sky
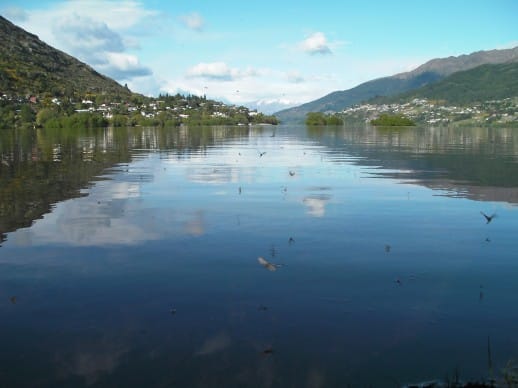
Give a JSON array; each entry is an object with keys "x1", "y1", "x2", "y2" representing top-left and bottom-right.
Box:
[{"x1": 1, "y1": 1, "x2": 517, "y2": 112}]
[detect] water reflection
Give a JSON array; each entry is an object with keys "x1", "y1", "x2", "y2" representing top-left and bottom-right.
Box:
[
  {"x1": 57, "y1": 339, "x2": 130, "y2": 386},
  {"x1": 3, "y1": 124, "x2": 516, "y2": 244},
  {"x1": 0, "y1": 125, "x2": 252, "y2": 243},
  {"x1": 184, "y1": 210, "x2": 206, "y2": 236},
  {"x1": 303, "y1": 194, "x2": 331, "y2": 217},
  {"x1": 1, "y1": 125, "x2": 518, "y2": 387},
  {"x1": 310, "y1": 125, "x2": 518, "y2": 204},
  {"x1": 195, "y1": 332, "x2": 232, "y2": 356}
]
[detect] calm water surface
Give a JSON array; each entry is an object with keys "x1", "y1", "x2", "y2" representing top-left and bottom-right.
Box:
[{"x1": 1, "y1": 125, "x2": 518, "y2": 387}]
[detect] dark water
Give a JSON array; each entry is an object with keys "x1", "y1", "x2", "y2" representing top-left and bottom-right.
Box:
[{"x1": 1, "y1": 125, "x2": 518, "y2": 387}]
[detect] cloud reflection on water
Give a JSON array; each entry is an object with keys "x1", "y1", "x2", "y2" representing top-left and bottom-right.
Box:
[
  {"x1": 183, "y1": 210, "x2": 205, "y2": 236},
  {"x1": 56, "y1": 339, "x2": 129, "y2": 386},
  {"x1": 195, "y1": 332, "x2": 232, "y2": 356},
  {"x1": 303, "y1": 195, "x2": 331, "y2": 218}
]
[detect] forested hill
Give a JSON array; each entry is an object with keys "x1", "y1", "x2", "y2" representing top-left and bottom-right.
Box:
[
  {"x1": 274, "y1": 47, "x2": 518, "y2": 123},
  {"x1": 0, "y1": 15, "x2": 131, "y2": 98},
  {"x1": 371, "y1": 62, "x2": 518, "y2": 105}
]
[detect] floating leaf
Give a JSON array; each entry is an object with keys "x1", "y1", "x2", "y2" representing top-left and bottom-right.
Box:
[{"x1": 258, "y1": 257, "x2": 278, "y2": 272}]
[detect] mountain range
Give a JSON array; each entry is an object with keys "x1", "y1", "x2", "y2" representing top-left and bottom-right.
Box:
[
  {"x1": 275, "y1": 46, "x2": 518, "y2": 123},
  {"x1": 1, "y1": 13, "x2": 516, "y2": 121}
]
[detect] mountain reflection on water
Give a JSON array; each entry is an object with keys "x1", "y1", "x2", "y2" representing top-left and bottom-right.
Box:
[
  {"x1": 1, "y1": 124, "x2": 518, "y2": 387},
  {"x1": 0, "y1": 125, "x2": 251, "y2": 242},
  {"x1": 308, "y1": 125, "x2": 518, "y2": 203},
  {"x1": 2, "y1": 125, "x2": 517, "y2": 242}
]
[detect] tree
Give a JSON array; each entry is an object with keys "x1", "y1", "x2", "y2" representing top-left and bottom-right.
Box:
[
  {"x1": 36, "y1": 108, "x2": 59, "y2": 127},
  {"x1": 0, "y1": 103, "x2": 16, "y2": 129},
  {"x1": 325, "y1": 114, "x2": 343, "y2": 125},
  {"x1": 306, "y1": 112, "x2": 327, "y2": 125},
  {"x1": 20, "y1": 104, "x2": 35, "y2": 125},
  {"x1": 305, "y1": 112, "x2": 343, "y2": 125}
]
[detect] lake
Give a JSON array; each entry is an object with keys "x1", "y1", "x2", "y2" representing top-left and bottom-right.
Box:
[{"x1": 1, "y1": 125, "x2": 518, "y2": 387}]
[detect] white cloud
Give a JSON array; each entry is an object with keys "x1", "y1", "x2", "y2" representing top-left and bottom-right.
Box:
[
  {"x1": 18, "y1": 1, "x2": 159, "y2": 36},
  {"x1": 52, "y1": 14, "x2": 125, "y2": 61},
  {"x1": 187, "y1": 62, "x2": 234, "y2": 81},
  {"x1": 49, "y1": 14, "x2": 152, "y2": 80},
  {"x1": 100, "y1": 52, "x2": 152, "y2": 79},
  {"x1": 186, "y1": 62, "x2": 259, "y2": 81},
  {"x1": 180, "y1": 12, "x2": 205, "y2": 31},
  {"x1": 52, "y1": 1, "x2": 159, "y2": 30},
  {"x1": 246, "y1": 98, "x2": 299, "y2": 114},
  {"x1": 284, "y1": 70, "x2": 305, "y2": 83},
  {"x1": 300, "y1": 32, "x2": 332, "y2": 55}
]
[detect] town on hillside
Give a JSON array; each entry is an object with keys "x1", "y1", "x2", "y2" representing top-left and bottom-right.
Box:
[
  {"x1": 0, "y1": 92, "x2": 279, "y2": 129},
  {"x1": 340, "y1": 97, "x2": 518, "y2": 126}
]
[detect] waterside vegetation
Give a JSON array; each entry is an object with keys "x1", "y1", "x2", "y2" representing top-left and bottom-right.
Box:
[
  {"x1": 0, "y1": 92, "x2": 279, "y2": 130},
  {"x1": 305, "y1": 112, "x2": 344, "y2": 125},
  {"x1": 370, "y1": 113, "x2": 415, "y2": 126}
]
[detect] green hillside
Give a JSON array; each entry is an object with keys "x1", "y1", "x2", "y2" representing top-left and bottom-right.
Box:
[
  {"x1": 0, "y1": 15, "x2": 131, "y2": 99},
  {"x1": 372, "y1": 62, "x2": 518, "y2": 105}
]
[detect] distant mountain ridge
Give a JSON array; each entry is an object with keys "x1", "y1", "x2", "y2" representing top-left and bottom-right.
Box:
[
  {"x1": 373, "y1": 62, "x2": 518, "y2": 105},
  {"x1": 275, "y1": 47, "x2": 518, "y2": 123},
  {"x1": 0, "y1": 15, "x2": 131, "y2": 98},
  {"x1": 396, "y1": 47, "x2": 518, "y2": 78}
]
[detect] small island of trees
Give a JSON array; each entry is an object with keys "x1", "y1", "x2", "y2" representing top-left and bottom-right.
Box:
[
  {"x1": 370, "y1": 114, "x2": 415, "y2": 126},
  {"x1": 305, "y1": 112, "x2": 344, "y2": 125}
]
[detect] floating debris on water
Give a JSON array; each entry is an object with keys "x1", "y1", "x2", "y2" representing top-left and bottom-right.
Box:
[
  {"x1": 258, "y1": 257, "x2": 281, "y2": 272},
  {"x1": 9, "y1": 296, "x2": 17, "y2": 304}
]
